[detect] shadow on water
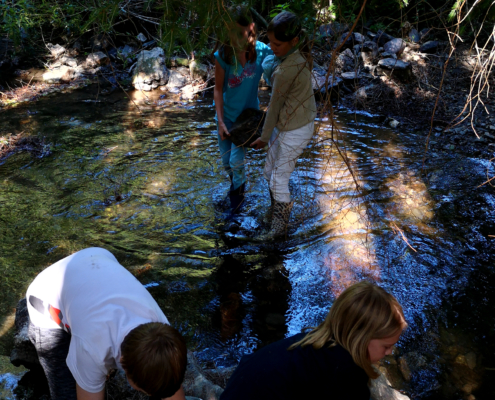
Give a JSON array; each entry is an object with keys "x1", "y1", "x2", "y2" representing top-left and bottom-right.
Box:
[{"x1": 0, "y1": 84, "x2": 494, "y2": 398}]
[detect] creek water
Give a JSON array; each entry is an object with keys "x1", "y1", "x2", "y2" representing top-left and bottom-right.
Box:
[{"x1": 0, "y1": 84, "x2": 494, "y2": 399}]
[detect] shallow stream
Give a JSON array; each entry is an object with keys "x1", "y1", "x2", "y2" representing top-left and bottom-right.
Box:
[{"x1": 0, "y1": 84, "x2": 494, "y2": 399}]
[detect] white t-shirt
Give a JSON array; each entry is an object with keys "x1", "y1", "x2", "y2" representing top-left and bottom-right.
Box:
[{"x1": 26, "y1": 247, "x2": 169, "y2": 393}]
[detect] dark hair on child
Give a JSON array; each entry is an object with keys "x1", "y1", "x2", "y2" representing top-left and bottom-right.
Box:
[
  {"x1": 267, "y1": 11, "x2": 313, "y2": 66},
  {"x1": 213, "y1": 5, "x2": 257, "y2": 66},
  {"x1": 121, "y1": 322, "x2": 187, "y2": 399}
]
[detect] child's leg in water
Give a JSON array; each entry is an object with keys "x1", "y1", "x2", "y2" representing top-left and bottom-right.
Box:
[
  {"x1": 217, "y1": 120, "x2": 247, "y2": 190},
  {"x1": 264, "y1": 121, "x2": 314, "y2": 202}
]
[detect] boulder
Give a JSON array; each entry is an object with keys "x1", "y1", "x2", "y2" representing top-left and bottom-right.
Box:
[
  {"x1": 46, "y1": 43, "x2": 65, "y2": 58},
  {"x1": 86, "y1": 52, "x2": 109, "y2": 68},
  {"x1": 370, "y1": 370, "x2": 410, "y2": 400},
  {"x1": 374, "y1": 30, "x2": 394, "y2": 47},
  {"x1": 42, "y1": 66, "x2": 76, "y2": 83},
  {"x1": 383, "y1": 38, "x2": 406, "y2": 56},
  {"x1": 377, "y1": 58, "x2": 412, "y2": 80},
  {"x1": 420, "y1": 41, "x2": 440, "y2": 54},
  {"x1": 167, "y1": 70, "x2": 188, "y2": 88},
  {"x1": 190, "y1": 60, "x2": 208, "y2": 80},
  {"x1": 337, "y1": 32, "x2": 365, "y2": 50},
  {"x1": 409, "y1": 28, "x2": 420, "y2": 43},
  {"x1": 10, "y1": 299, "x2": 39, "y2": 370},
  {"x1": 132, "y1": 47, "x2": 169, "y2": 91},
  {"x1": 183, "y1": 351, "x2": 224, "y2": 400}
]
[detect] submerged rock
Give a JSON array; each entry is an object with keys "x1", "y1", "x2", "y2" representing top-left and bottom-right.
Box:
[
  {"x1": 132, "y1": 47, "x2": 169, "y2": 91},
  {"x1": 229, "y1": 108, "x2": 265, "y2": 147}
]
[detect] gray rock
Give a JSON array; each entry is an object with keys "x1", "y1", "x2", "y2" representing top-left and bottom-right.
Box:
[
  {"x1": 190, "y1": 61, "x2": 208, "y2": 80},
  {"x1": 377, "y1": 58, "x2": 412, "y2": 80},
  {"x1": 183, "y1": 351, "x2": 224, "y2": 400},
  {"x1": 338, "y1": 32, "x2": 365, "y2": 50},
  {"x1": 381, "y1": 52, "x2": 397, "y2": 59},
  {"x1": 319, "y1": 22, "x2": 349, "y2": 38},
  {"x1": 420, "y1": 28, "x2": 431, "y2": 41},
  {"x1": 119, "y1": 45, "x2": 135, "y2": 58},
  {"x1": 86, "y1": 51, "x2": 109, "y2": 68},
  {"x1": 10, "y1": 299, "x2": 40, "y2": 369},
  {"x1": 46, "y1": 43, "x2": 65, "y2": 58},
  {"x1": 341, "y1": 71, "x2": 361, "y2": 81},
  {"x1": 370, "y1": 370, "x2": 410, "y2": 400},
  {"x1": 167, "y1": 70, "x2": 188, "y2": 88},
  {"x1": 137, "y1": 33, "x2": 147, "y2": 43},
  {"x1": 132, "y1": 47, "x2": 169, "y2": 91},
  {"x1": 337, "y1": 48, "x2": 358, "y2": 72},
  {"x1": 60, "y1": 56, "x2": 78, "y2": 68},
  {"x1": 374, "y1": 30, "x2": 394, "y2": 47},
  {"x1": 42, "y1": 66, "x2": 76, "y2": 83},
  {"x1": 420, "y1": 41, "x2": 440, "y2": 54},
  {"x1": 409, "y1": 28, "x2": 420, "y2": 43},
  {"x1": 383, "y1": 38, "x2": 406, "y2": 55}
]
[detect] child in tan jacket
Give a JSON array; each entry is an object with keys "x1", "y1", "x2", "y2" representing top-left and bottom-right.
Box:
[{"x1": 251, "y1": 11, "x2": 316, "y2": 239}]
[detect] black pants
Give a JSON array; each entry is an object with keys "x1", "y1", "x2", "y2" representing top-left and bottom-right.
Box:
[{"x1": 28, "y1": 321, "x2": 77, "y2": 400}]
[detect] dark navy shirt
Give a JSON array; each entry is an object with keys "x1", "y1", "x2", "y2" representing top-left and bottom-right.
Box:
[{"x1": 220, "y1": 333, "x2": 370, "y2": 400}]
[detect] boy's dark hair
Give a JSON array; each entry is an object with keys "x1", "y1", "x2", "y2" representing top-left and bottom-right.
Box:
[
  {"x1": 267, "y1": 11, "x2": 301, "y2": 42},
  {"x1": 214, "y1": 5, "x2": 257, "y2": 66},
  {"x1": 121, "y1": 322, "x2": 187, "y2": 399}
]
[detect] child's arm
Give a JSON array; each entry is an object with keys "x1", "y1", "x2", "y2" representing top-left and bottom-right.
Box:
[
  {"x1": 214, "y1": 60, "x2": 230, "y2": 140},
  {"x1": 251, "y1": 65, "x2": 295, "y2": 149}
]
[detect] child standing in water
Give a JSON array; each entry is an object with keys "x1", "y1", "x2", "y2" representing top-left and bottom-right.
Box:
[
  {"x1": 251, "y1": 11, "x2": 317, "y2": 238},
  {"x1": 219, "y1": 281, "x2": 407, "y2": 400},
  {"x1": 214, "y1": 6, "x2": 272, "y2": 215}
]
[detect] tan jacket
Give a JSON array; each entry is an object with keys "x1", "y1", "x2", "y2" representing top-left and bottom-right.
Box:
[{"x1": 260, "y1": 50, "x2": 317, "y2": 142}]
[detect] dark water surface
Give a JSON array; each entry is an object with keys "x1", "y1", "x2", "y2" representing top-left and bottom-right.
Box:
[{"x1": 1, "y1": 84, "x2": 494, "y2": 399}]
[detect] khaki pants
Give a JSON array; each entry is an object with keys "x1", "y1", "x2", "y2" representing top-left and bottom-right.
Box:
[{"x1": 264, "y1": 121, "x2": 314, "y2": 203}]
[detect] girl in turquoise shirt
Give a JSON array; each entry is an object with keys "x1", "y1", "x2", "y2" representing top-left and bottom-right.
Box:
[{"x1": 213, "y1": 6, "x2": 272, "y2": 215}]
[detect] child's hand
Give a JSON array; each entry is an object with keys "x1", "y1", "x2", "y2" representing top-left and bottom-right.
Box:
[
  {"x1": 250, "y1": 138, "x2": 267, "y2": 150},
  {"x1": 218, "y1": 121, "x2": 230, "y2": 141}
]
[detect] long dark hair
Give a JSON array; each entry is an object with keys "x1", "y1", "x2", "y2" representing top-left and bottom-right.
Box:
[
  {"x1": 267, "y1": 11, "x2": 312, "y2": 65},
  {"x1": 213, "y1": 6, "x2": 257, "y2": 66}
]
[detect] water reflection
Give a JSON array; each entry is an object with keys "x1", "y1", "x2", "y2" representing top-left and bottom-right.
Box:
[{"x1": 0, "y1": 85, "x2": 493, "y2": 398}]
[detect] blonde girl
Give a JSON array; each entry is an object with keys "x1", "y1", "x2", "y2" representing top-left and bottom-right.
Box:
[{"x1": 219, "y1": 281, "x2": 407, "y2": 400}]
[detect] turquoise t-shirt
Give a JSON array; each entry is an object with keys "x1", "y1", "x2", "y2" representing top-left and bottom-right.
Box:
[{"x1": 214, "y1": 41, "x2": 273, "y2": 123}]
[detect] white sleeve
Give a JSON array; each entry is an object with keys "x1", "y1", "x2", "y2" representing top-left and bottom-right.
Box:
[{"x1": 66, "y1": 335, "x2": 107, "y2": 393}]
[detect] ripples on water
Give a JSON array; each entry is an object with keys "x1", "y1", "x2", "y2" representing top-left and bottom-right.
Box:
[{"x1": 0, "y1": 85, "x2": 494, "y2": 398}]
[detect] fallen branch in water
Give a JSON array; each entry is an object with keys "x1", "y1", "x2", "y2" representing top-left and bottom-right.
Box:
[{"x1": 391, "y1": 222, "x2": 417, "y2": 253}]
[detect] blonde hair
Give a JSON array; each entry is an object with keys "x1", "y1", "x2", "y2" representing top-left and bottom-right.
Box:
[{"x1": 289, "y1": 281, "x2": 406, "y2": 379}]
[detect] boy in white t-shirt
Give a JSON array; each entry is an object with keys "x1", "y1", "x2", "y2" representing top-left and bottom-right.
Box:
[{"x1": 26, "y1": 247, "x2": 187, "y2": 400}]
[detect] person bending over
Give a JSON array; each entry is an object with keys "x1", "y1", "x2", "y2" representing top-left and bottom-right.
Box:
[
  {"x1": 219, "y1": 281, "x2": 407, "y2": 400},
  {"x1": 26, "y1": 247, "x2": 187, "y2": 400}
]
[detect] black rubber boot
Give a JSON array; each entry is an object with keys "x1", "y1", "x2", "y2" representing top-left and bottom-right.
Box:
[{"x1": 229, "y1": 182, "x2": 246, "y2": 215}]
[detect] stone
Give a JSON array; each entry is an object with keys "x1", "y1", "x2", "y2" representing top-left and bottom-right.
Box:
[
  {"x1": 374, "y1": 30, "x2": 394, "y2": 47},
  {"x1": 420, "y1": 28, "x2": 431, "y2": 41},
  {"x1": 336, "y1": 48, "x2": 358, "y2": 72},
  {"x1": 132, "y1": 47, "x2": 169, "y2": 91},
  {"x1": 183, "y1": 351, "x2": 224, "y2": 400},
  {"x1": 319, "y1": 22, "x2": 349, "y2": 38},
  {"x1": 229, "y1": 108, "x2": 265, "y2": 147},
  {"x1": 180, "y1": 84, "x2": 197, "y2": 100},
  {"x1": 10, "y1": 299, "x2": 40, "y2": 370},
  {"x1": 60, "y1": 56, "x2": 78, "y2": 68},
  {"x1": 42, "y1": 66, "x2": 76, "y2": 83},
  {"x1": 338, "y1": 32, "x2": 365, "y2": 50},
  {"x1": 389, "y1": 119, "x2": 400, "y2": 128},
  {"x1": 377, "y1": 58, "x2": 412, "y2": 80},
  {"x1": 86, "y1": 52, "x2": 110, "y2": 68},
  {"x1": 465, "y1": 352, "x2": 476, "y2": 369},
  {"x1": 420, "y1": 41, "x2": 440, "y2": 54},
  {"x1": 119, "y1": 45, "x2": 135, "y2": 58},
  {"x1": 137, "y1": 33, "x2": 147, "y2": 42},
  {"x1": 370, "y1": 370, "x2": 410, "y2": 400},
  {"x1": 313, "y1": 73, "x2": 342, "y2": 96},
  {"x1": 166, "y1": 70, "x2": 188, "y2": 88},
  {"x1": 341, "y1": 71, "x2": 361, "y2": 81},
  {"x1": 409, "y1": 28, "x2": 420, "y2": 43},
  {"x1": 190, "y1": 60, "x2": 208, "y2": 80},
  {"x1": 46, "y1": 43, "x2": 65, "y2": 58},
  {"x1": 381, "y1": 52, "x2": 397, "y2": 59},
  {"x1": 383, "y1": 38, "x2": 406, "y2": 55}
]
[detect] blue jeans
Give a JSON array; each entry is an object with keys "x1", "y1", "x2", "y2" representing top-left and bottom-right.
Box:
[{"x1": 217, "y1": 119, "x2": 247, "y2": 190}]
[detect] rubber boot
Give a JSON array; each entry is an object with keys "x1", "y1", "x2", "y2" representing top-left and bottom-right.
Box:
[
  {"x1": 229, "y1": 182, "x2": 246, "y2": 215},
  {"x1": 262, "y1": 189, "x2": 275, "y2": 226},
  {"x1": 259, "y1": 200, "x2": 293, "y2": 240}
]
